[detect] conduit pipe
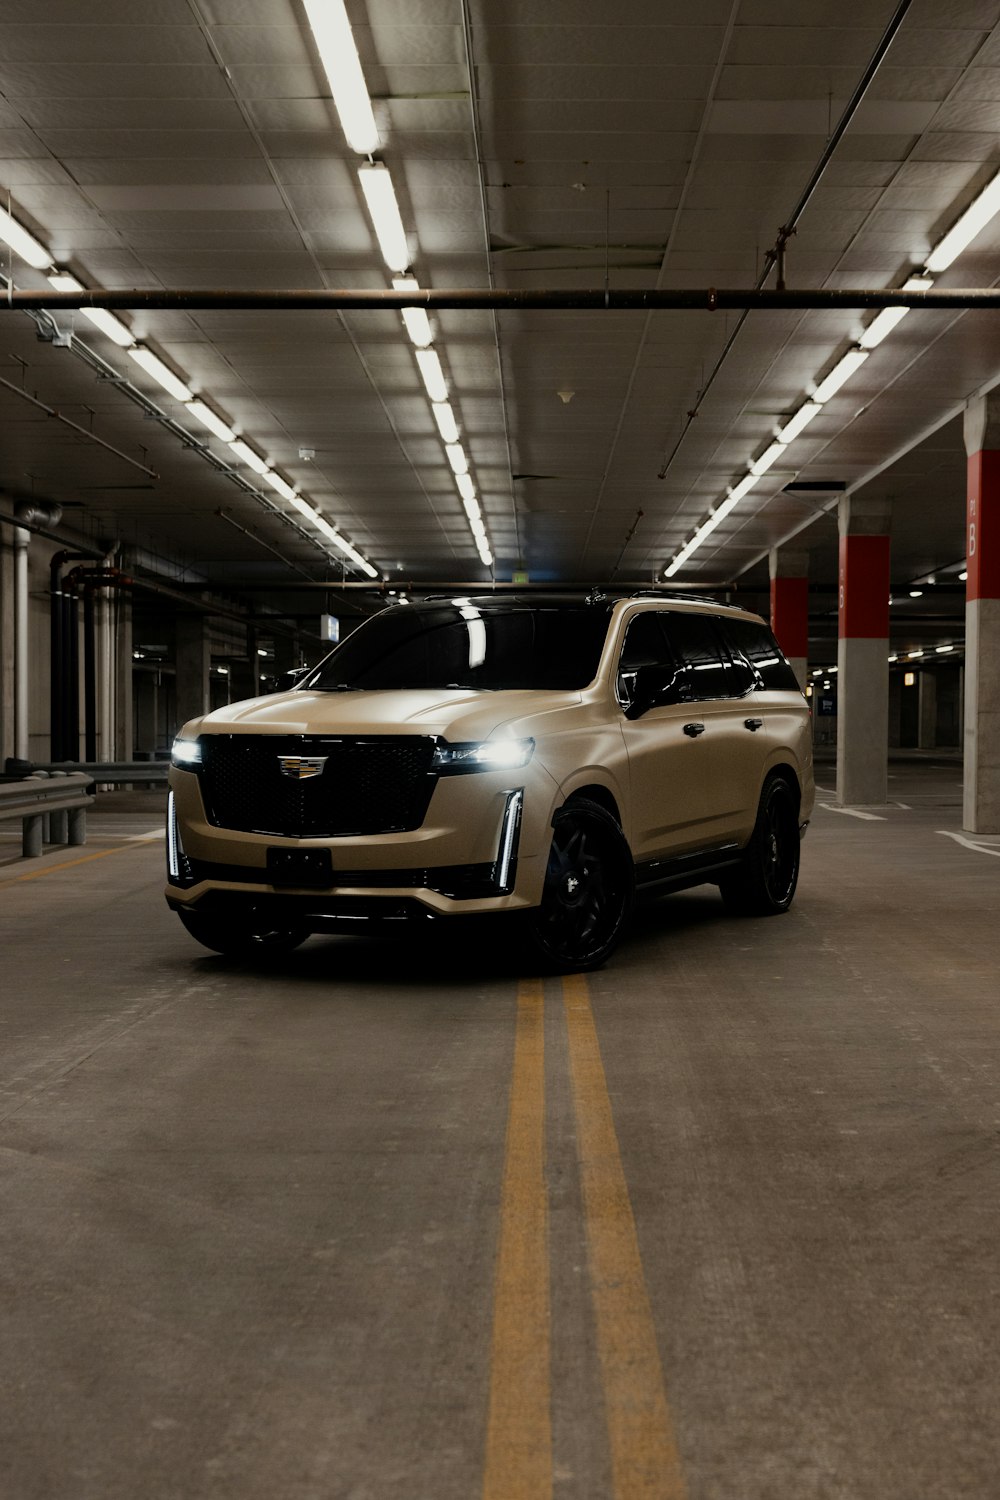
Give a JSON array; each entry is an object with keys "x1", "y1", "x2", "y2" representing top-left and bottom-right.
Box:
[{"x1": 9, "y1": 286, "x2": 1000, "y2": 312}]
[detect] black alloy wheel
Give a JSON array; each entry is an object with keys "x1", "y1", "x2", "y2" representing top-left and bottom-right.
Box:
[
  {"x1": 529, "y1": 797, "x2": 634, "y2": 970},
  {"x1": 178, "y1": 905, "x2": 309, "y2": 957},
  {"x1": 719, "y1": 774, "x2": 800, "y2": 917}
]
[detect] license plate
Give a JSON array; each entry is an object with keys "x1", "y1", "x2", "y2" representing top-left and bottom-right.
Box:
[{"x1": 267, "y1": 848, "x2": 333, "y2": 888}]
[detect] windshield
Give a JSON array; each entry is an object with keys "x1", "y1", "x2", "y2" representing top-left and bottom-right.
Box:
[{"x1": 304, "y1": 604, "x2": 612, "y2": 692}]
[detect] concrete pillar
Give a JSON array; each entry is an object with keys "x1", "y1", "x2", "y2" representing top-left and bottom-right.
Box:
[
  {"x1": 768, "y1": 547, "x2": 809, "y2": 689},
  {"x1": 918, "y1": 671, "x2": 937, "y2": 750},
  {"x1": 174, "y1": 615, "x2": 211, "y2": 737},
  {"x1": 962, "y1": 395, "x2": 1000, "y2": 832},
  {"x1": 836, "y1": 496, "x2": 892, "y2": 806},
  {"x1": 135, "y1": 674, "x2": 159, "y2": 755},
  {"x1": 113, "y1": 591, "x2": 133, "y2": 759}
]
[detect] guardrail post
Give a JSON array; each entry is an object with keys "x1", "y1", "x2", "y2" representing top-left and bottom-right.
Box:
[
  {"x1": 50, "y1": 809, "x2": 69, "y2": 843},
  {"x1": 23, "y1": 815, "x2": 43, "y2": 858},
  {"x1": 68, "y1": 806, "x2": 87, "y2": 846}
]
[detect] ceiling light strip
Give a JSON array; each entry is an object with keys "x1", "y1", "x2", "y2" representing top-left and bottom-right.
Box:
[
  {"x1": 664, "y1": 172, "x2": 1000, "y2": 578},
  {"x1": 1, "y1": 192, "x2": 382, "y2": 579}
]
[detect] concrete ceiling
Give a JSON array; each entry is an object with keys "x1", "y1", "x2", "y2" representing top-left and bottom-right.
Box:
[{"x1": 0, "y1": 0, "x2": 996, "y2": 656}]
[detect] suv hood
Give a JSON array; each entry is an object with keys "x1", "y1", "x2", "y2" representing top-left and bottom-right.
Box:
[{"x1": 190, "y1": 686, "x2": 579, "y2": 743}]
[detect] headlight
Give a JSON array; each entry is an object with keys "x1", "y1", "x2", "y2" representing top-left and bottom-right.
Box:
[
  {"x1": 170, "y1": 737, "x2": 202, "y2": 768},
  {"x1": 431, "y1": 737, "x2": 534, "y2": 774}
]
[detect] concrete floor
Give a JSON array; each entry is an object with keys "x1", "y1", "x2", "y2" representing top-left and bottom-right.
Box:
[{"x1": 2, "y1": 762, "x2": 1000, "y2": 1499}]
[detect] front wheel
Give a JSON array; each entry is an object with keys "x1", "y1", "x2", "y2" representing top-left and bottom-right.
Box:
[
  {"x1": 177, "y1": 905, "x2": 309, "y2": 957},
  {"x1": 526, "y1": 798, "x2": 634, "y2": 971},
  {"x1": 719, "y1": 774, "x2": 800, "y2": 917}
]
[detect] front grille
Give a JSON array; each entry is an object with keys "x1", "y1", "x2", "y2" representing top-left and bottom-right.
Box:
[{"x1": 199, "y1": 734, "x2": 438, "y2": 837}]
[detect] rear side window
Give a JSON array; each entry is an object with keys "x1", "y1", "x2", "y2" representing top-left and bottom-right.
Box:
[
  {"x1": 721, "y1": 616, "x2": 801, "y2": 691},
  {"x1": 659, "y1": 612, "x2": 732, "y2": 700}
]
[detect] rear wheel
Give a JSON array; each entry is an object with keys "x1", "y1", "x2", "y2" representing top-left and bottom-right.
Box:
[
  {"x1": 719, "y1": 774, "x2": 800, "y2": 916},
  {"x1": 527, "y1": 798, "x2": 634, "y2": 971},
  {"x1": 177, "y1": 905, "x2": 309, "y2": 957}
]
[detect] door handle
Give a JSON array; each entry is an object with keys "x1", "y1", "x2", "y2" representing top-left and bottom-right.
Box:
[
  {"x1": 744, "y1": 717, "x2": 764, "y2": 731},
  {"x1": 683, "y1": 722, "x2": 705, "y2": 737}
]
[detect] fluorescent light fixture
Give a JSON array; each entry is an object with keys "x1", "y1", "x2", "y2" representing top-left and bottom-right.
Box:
[
  {"x1": 228, "y1": 438, "x2": 270, "y2": 476},
  {"x1": 446, "y1": 443, "x2": 469, "y2": 476},
  {"x1": 301, "y1": 0, "x2": 380, "y2": 155},
  {"x1": 462, "y1": 496, "x2": 481, "y2": 522},
  {"x1": 888, "y1": 654, "x2": 898, "y2": 662},
  {"x1": 926, "y1": 167, "x2": 1000, "y2": 272},
  {"x1": 128, "y1": 346, "x2": 194, "y2": 403},
  {"x1": 811, "y1": 347, "x2": 869, "y2": 404},
  {"x1": 858, "y1": 276, "x2": 935, "y2": 350},
  {"x1": 290, "y1": 495, "x2": 319, "y2": 521},
  {"x1": 0, "y1": 205, "x2": 51, "y2": 269},
  {"x1": 456, "y1": 472, "x2": 477, "y2": 503},
  {"x1": 415, "y1": 347, "x2": 448, "y2": 403},
  {"x1": 47, "y1": 272, "x2": 134, "y2": 347},
  {"x1": 776, "y1": 402, "x2": 822, "y2": 444},
  {"x1": 959, "y1": 569, "x2": 968, "y2": 581},
  {"x1": 750, "y1": 439, "x2": 787, "y2": 476},
  {"x1": 936, "y1": 645, "x2": 954, "y2": 653},
  {"x1": 311, "y1": 513, "x2": 379, "y2": 578},
  {"x1": 477, "y1": 542, "x2": 494, "y2": 567},
  {"x1": 263, "y1": 469, "x2": 298, "y2": 502},
  {"x1": 358, "y1": 164, "x2": 409, "y2": 273},
  {"x1": 664, "y1": 493, "x2": 743, "y2": 577},
  {"x1": 393, "y1": 276, "x2": 432, "y2": 347},
  {"x1": 908, "y1": 650, "x2": 924, "y2": 658},
  {"x1": 184, "y1": 400, "x2": 236, "y2": 443},
  {"x1": 727, "y1": 471, "x2": 761, "y2": 504},
  {"x1": 432, "y1": 401, "x2": 460, "y2": 444},
  {"x1": 909, "y1": 589, "x2": 923, "y2": 598}
]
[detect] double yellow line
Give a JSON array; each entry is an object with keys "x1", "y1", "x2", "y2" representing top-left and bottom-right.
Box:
[{"x1": 483, "y1": 974, "x2": 687, "y2": 1499}]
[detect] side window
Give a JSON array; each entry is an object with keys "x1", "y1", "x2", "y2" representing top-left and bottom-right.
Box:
[
  {"x1": 721, "y1": 616, "x2": 801, "y2": 691},
  {"x1": 660, "y1": 612, "x2": 733, "y2": 700},
  {"x1": 616, "y1": 612, "x2": 678, "y2": 709}
]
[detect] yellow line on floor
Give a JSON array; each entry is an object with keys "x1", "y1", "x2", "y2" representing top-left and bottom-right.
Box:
[
  {"x1": 482, "y1": 977, "x2": 551, "y2": 1500},
  {"x1": 563, "y1": 973, "x2": 687, "y2": 1500},
  {"x1": 0, "y1": 836, "x2": 162, "y2": 888}
]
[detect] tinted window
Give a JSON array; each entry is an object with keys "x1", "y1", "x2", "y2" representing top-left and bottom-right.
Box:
[
  {"x1": 721, "y1": 616, "x2": 801, "y2": 691},
  {"x1": 661, "y1": 612, "x2": 733, "y2": 700},
  {"x1": 306, "y1": 604, "x2": 612, "y2": 692},
  {"x1": 617, "y1": 612, "x2": 683, "y2": 709}
]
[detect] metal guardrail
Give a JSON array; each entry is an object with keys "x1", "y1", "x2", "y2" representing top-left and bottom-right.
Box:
[
  {"x1": 0, "y1": 772, "x2": 94, "y2": 858},
  {"x1": 31, "y1": 761, "x2": 171, "y2": 785}
]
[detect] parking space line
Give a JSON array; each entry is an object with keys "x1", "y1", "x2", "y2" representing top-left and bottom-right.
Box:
[
  {"x1": 0, "y1": 835, "x2": 162, "y2": 889},
  {"x1": 937, "y1": 830, "x2": 1000, "y2": 858},
  {"x1": 562, "y1": 974, "x2": 687, "y2": 1500},
  {"x1": 817, "y1": 804, "x2": 887, "y2": 821},
  {"x1": 482, "y1": 978, "x2": 551, "y2": 1500}
]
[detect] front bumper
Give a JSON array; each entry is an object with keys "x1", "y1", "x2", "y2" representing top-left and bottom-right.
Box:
[{"x1": 165, "y1": 762, "x2": 552, "y2": 920}]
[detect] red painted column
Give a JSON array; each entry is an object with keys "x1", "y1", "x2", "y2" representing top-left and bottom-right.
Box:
[
  {"x1": 836, "y1": 498, "x2": 892, "y2": 805},
  {"x1": 768, "y1": 547, "x2": 809, "y2": 689},
  {"x1": 963, "y1": 397, "x2": 1000, "y2": 831}
]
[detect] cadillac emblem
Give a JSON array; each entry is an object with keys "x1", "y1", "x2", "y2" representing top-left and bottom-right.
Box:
[{"x1": 277, "y1": 755, "x2": 327, "y2": 780}]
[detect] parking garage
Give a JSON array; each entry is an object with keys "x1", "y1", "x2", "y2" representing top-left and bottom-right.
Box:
[{"x1": 3, "y1": 2, "x2": 1000, "y2": 1497}]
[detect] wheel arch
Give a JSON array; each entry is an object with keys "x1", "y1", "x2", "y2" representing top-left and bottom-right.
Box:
[
  {"x1": 761, "y1": 759, "x2": 802, "y2": 812},
  {"x1": 557, "y1": 781, "x2": 624, "y2": 829}
]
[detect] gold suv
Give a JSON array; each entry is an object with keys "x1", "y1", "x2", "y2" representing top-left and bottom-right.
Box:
[{"x1": 166, "y1": 593, "x2": 813, "y2": 969}]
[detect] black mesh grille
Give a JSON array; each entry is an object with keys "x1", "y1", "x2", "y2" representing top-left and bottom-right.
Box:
[{"x1": 199, "y1": 734, "x2": 438, "y2": 837}]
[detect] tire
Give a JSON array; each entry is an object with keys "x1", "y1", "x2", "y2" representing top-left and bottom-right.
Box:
[
  {"x1": 527, "y1": 797, "x2": 634, "y2": 971},
  {"x1": 177, "y1": 905, "x2": 309, "y2": 957},
  {"x1": 719, "y1": 774, "x2": 800, "y2": 917}
]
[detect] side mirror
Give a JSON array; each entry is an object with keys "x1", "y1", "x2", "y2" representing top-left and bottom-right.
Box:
[
  {"x1": 624, "y1": 663, "x2": 685, "y2": 720},
  {"x1": 273, "y1": 666, "x2": 310, "y2": 693}
]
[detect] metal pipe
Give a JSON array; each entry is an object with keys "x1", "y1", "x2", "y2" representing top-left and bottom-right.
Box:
[
  {"x1": 8, "y1": 286, "x2": 1000, "y2": 312},
  {"x1": 50, "y1": 550, "x2": 92, "y2": 762},
  {"x1": 13, "y1": 527, "x2": 29, "y2": 760},
  {"x1": 0, "y1": 374, "x2": 158, "y2": 478},
  {"x1": 83, "y1": 584, "x2": 97, "y2": 762},
  {"x1": 66, "y1": 586, "x2": 80, "y2": 762}
]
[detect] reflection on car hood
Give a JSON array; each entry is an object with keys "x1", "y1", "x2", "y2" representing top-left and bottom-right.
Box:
[{"x1": 195, "y1": 686, "x2": 579, "y2": 742}]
